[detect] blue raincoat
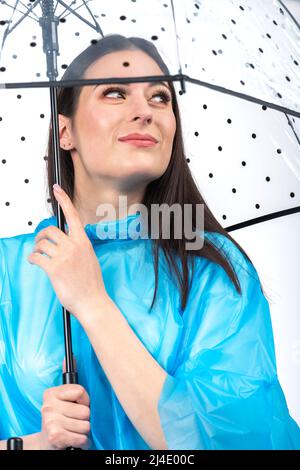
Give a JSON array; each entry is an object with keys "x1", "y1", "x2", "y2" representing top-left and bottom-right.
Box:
[{"x1": 0, "y1": 212, "x2": 299, "y2": 449}]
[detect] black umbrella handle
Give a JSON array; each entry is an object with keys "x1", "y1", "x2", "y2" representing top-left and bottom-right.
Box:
[
  {"x1": 63, "y1": 369, "x2": 82, "y2": 451},
  {"x1": 63, "y1": 371, "x2": 78, "y2": 385},
  {"x1": 7, "y1": 437, "x2": 23, "y2": 450}
]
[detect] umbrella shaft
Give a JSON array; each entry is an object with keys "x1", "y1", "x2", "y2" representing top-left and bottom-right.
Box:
[{"x1": 39, "y1": 0, "x2": 59, "y2": 80}]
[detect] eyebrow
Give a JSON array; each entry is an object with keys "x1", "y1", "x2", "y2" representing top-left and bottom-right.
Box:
[{"x1": 93, "y1": 81, "x2": 172, "y2": 92}]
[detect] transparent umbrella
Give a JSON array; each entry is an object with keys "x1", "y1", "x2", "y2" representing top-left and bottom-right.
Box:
[{"x1": 0, "y1": 0, "x2": 299, "y2": 450}]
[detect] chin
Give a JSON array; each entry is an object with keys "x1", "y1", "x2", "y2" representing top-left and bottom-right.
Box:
[
  {"x1": 120, "y1": 161, "x2": 163, "y2": 174},
  {"x1": 117, "y1": 169, "x2": 163, "y2": 185}
]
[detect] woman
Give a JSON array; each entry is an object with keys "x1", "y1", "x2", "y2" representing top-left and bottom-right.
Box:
[{"x1": 0, "y1": 34, "x2": 299, "y2": 450}]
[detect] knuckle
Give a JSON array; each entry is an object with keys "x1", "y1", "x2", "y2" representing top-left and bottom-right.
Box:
[
  {"x1": 44, "y1": 415, "x2": 55, "y2": 428},
  {"x1": 48, "y1": 428, "x2": 62, "y2": 445},
  {"x1": 41, "y1": 403, "x2": 53, "y2": 415},
  {"x1": 43, "y1": 410, "x2": 59, "y2": 425},
  {"x1": 39, "y1": 239, "x2": 46, "y2": 248},
  {"x1": 82, "y1": 438, "x2": 91, "y2": 450},
  {"x1": 78, "y1": 435, "x2": 89, "y2": 447},
  {"x1": 61, "y1": 383, "x2": 72, "y2": 390},
  {"x1": 75, "y1": 384, "x2": 85, "y2": 395},
  {"x1": 82, "y1": 407, "x2": 90, "y2": 420},
  {"x1": 46, "y1": 227, "x2": 55, "y2": 237},
  {"x1": 60, "y1": 384, "x2": 72, "y2": 394},
  {"x1": 35, "y1": 230, "x2": 43, "y2": 241},
  {"x1": 84, "y1": 421, "x2": 91, "y2": 434},
  {"x1": 43, "y1": 388, "x2": 53, "y2": 401}
]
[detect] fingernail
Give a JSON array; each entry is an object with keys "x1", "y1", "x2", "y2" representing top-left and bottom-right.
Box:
[{"x1": 53, "y1": 184, "x2": 62, "y2": 193}]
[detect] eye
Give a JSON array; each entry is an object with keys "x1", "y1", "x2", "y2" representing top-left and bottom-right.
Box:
[
  {"x1": 103, "y1": 87, "x2": 126, "y2": 99},
  {"x1": 102, "y1": 86, "x2": 171, "y2": 104},
  {"x1": 151, "y1": 88, "x2": 172, "y2": 103}
]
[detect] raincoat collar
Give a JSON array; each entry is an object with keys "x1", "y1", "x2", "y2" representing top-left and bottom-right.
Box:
[{"x1": 34, "y1": 211, "x2": 144, "y2": 242}]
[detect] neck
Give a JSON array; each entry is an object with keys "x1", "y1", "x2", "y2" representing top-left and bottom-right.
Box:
[{"x1": 72, "y1": 179, "x2": 147, "y2": 227}]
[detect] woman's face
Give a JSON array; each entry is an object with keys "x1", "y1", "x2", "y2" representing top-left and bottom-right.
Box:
[{"x1": 60, "y1": 49, "x2": 176, "y2": 191}]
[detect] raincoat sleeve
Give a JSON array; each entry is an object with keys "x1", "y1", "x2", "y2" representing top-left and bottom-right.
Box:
[{"x1": 157, "y1": 234, "x2": 300, "y2": 450}]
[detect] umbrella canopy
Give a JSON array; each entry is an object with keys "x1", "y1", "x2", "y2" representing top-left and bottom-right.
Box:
[
  {"x1": 0, "y1": 0, "x2": 299, "y2": 115},
  {"x1": 0, "y1": 0, "x2": 299, "y2": 446},
  {"x1": 0, "y1": 0, "x2": 299, "y2": 233}
]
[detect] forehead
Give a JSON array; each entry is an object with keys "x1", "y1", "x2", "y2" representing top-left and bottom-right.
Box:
[{"x1": 84, "y1": 49, "x2": 164, "y2": 80}]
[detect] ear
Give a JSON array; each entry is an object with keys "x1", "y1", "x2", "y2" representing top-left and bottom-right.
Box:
[{"x1": 58, "y1": 114, "x2": 74, "y2": 150}]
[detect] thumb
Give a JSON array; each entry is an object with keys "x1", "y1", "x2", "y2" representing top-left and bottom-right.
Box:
[{"x1": 62, "y1": 355, "x2": 77, "y2": 374}]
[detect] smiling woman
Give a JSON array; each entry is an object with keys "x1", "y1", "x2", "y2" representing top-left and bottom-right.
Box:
[
  {"x1": 60, "y1": 50, "x2": 176, "y2": 213},
  {"x1": 0, "y1": 34, "x2": 299, "y2": 451},
  {"x1": 57, "y1": 47, "x2": 176, "y2": 225},
  {"x1": 49, "y1": 34, "x2": 253, "y2": 310}
]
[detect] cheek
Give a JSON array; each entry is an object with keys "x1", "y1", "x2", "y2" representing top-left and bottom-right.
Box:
[
  {"x1": 90, "y1": 113, "x2": 123, "y2": 149},
  {"x1": 164, "y1": 116, "x2": 176, "y2": 145},
  {"x1": 79, "y1": 105, "x2": 113, "y2": 134},
  {"x1": 85, "y1": 111, "x2": 108, "y2": 135}
]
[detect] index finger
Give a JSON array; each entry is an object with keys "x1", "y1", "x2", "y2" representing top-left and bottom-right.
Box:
[
  {"x1": 75, "y1": 388, "x2": 90, "y2": 407},
  {"x1": 53, "y1": 184, "x2": 84, "y2": 240},
  {"x1": 58, "y1": 384, "x2": 90, "y2": 407}
]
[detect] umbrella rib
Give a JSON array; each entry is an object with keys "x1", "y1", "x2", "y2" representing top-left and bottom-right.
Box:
[
  {"x1": 18, "y1": 0, "x2": 40, "y2": 20},
  {"x1": 55, "y1": 0, "x2": 77, "y2": 19},
  {"x1": 56, "y1": 0, "x2": 101, "y2": 33},
  {"x1": 278, "y1": 0, "x2": 300, "y2": 32},
  {"x1": 226, "y1": 206, "x2": 300, "y2": 232},
  {"x1": 53, "y1": 0, "x2": 62, "y2": 16},
  {"x1": 1, "y1": 74, "x2": 299, "y2": 119},
  {"x1": 0, "y1": 0, "x2": 41, "y2": 65},
  {"x1": 81, "y1": 0, "x2": 103, "y2": 35},
  {"x1": 0, "y1": 0, "x2": 39, "y2": 24},
  {"x1": 285, "y1": 114, "x2": 300, "y2": 147},
  {"x1": 170, "y1": 0, "x2": 184, "y2": 76},
  {"x1": 186, "y1": 75, "x2": 300, "y2": 119}
]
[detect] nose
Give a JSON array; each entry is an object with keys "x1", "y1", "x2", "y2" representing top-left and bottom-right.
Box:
[
  {"x1": 125, "y1": 88, "x2": 155, "y2": 126},
  {"x1": 129, "y1": 94, "x2": 153, "y2": 125},
  {"x1": 133, "y1": 113, "x2": 153, "y2": 125}
]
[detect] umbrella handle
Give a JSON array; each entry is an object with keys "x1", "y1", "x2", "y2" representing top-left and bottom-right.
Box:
[
  {"x1": 6, "y1": 437, "x2": 23, "y2": 450},
  {"x1": 63, "y1": 370, "x2": 83, "y2": 451}
]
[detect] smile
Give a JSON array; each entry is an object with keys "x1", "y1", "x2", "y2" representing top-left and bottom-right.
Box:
[{"x1": 119, "y1": 140, "x2": 157, "y2": 147}]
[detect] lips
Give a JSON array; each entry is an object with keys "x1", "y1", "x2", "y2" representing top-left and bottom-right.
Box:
[
  {"x1": 120, "y1": 140, "x2": 157, "y2": 148},
  {"x1": 118, "y1": 133, "x2": 158, "y2": 143}
]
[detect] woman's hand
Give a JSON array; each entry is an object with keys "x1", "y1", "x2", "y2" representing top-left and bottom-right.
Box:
[
  {"x1": 39, "y1": 358, "x2": 91, "y2": 450},
  {"x1": 27, "y1": 184, "x2": 109, "y2": 322},
  {"x1": 39, "y1": 384, "x2": 91, "y2": 450}
]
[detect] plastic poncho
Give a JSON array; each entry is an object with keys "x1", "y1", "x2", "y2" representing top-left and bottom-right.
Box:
[{"x1": 0, "y1": 212, "x2": 299, "y2": 450}]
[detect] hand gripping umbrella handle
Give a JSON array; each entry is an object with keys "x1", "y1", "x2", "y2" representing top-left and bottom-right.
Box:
[
  {"x1": 6, "y1": 376, "x2": 81, "y2": 452},
  {"x1": 5, "y1": 364, "x2": 79, "y2": 451},
  {"x1": 51, "y1": 85, "x2": 83, "y2": 451}
]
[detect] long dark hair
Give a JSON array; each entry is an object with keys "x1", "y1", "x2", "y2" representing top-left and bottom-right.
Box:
[{"x1": 46, "y1": 34, "x2": 266, "y2": 312}]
